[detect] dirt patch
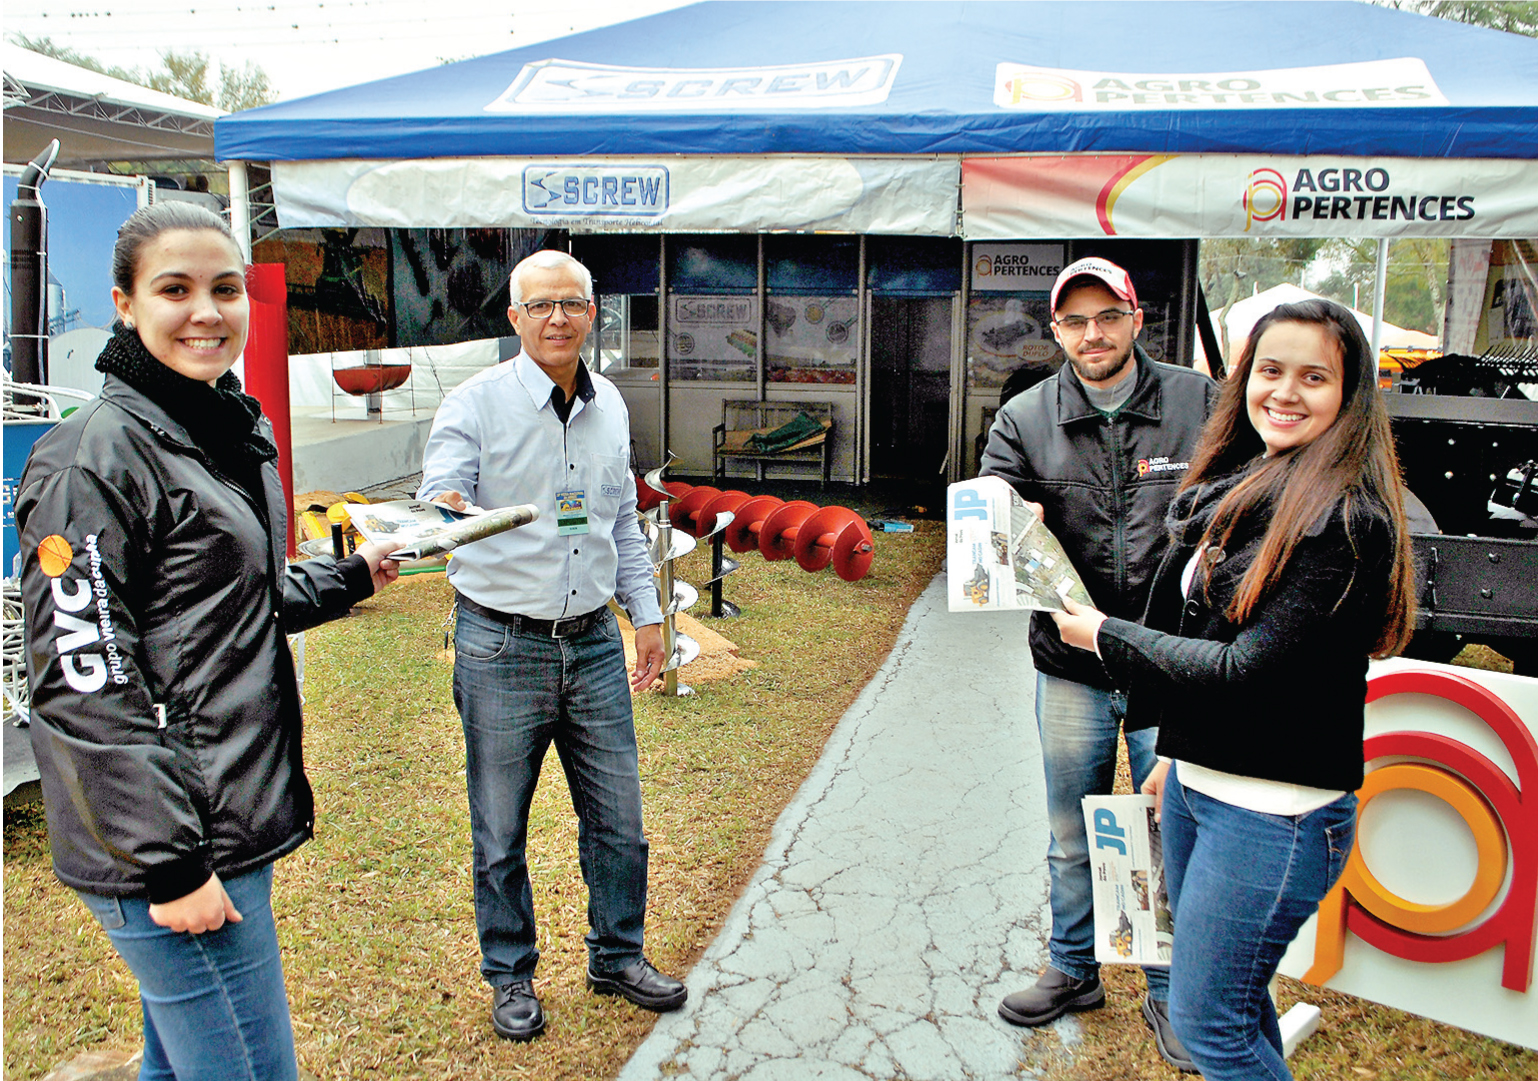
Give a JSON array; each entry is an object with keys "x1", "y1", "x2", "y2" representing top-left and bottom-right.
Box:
[{"x1": 429, "y1": 601, "x2": 756, "y2": 688}]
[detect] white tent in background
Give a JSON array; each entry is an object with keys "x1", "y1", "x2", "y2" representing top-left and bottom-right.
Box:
[
  {"x1": 2, "y1": 42, "x2": 220, "y2": 168},
  {"x1": 1224, "y1": 284, "x2": 1440, "y2": 359}
]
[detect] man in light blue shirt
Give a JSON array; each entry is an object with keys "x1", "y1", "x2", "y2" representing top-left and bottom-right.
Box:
[{"x1": 420, "y1": 250, "x2": 680, "y2": 1043}]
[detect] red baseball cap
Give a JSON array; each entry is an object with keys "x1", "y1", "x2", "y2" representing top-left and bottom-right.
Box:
[{"x1": 1051, "y1": 257, "x2": 1138, "y2": 312}]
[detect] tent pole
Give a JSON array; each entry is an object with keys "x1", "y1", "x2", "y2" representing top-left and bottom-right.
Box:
[
  {"x1": 228, "y1": 160, "x2": 252, "y2": 262},
  {"x1": 1371, "y1": 238, "x2": 1389, "y2": 361},
  {"x1": 658, "y1": 234, "x2": 670, "y2": 464}
]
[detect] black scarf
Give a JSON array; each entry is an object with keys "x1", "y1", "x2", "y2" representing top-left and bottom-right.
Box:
[
  {"x1": 1165, "y1": 460, "x2": 1265, "y2": 549},
  {"x1": 95, "y1": 321, "x2": 277, "y2": 503}
]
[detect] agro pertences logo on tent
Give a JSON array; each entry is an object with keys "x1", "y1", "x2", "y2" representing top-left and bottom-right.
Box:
[
  {"x1": 489, "y1": 55, "x2": 902, "y2": 112},
  {"x1": 993, "y1": 58, "x2": 1447, "y2": 111},
  {"x1": 1242, "y1": 163, "x2": 1479, "y2": 232},
  {"x1": 1245, "y1": 168, "x2": 1288, "y2": 232}
]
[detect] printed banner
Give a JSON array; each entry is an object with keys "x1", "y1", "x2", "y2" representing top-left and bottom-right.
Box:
[
  {"x1": 491, "y1": 55, "x2": 902, "y2": 112},
  {"x1": 993, "y1": 58, "x2": 1447, "y2": 112},
  {"x1": 668, "y1": 296, "x2": 758, "y2": 382},
  {"x1": 274, "y1": 156, "x2": 958, "y2": 235},
  {"x1": 962, "y1": 154, "x2": 1538, "y2": 239},
  {"x1": 970, "y1": 243, "x2": 1066, "y2": 291}
]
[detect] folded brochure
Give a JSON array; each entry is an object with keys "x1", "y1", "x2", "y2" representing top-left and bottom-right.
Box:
[
  {"x1": 946, "y1": 477, "x2": 1093, "y2": 613},
  {"x1": 348, "y1": 499, "x2": 539, "y2": 561},
  {"x1": 1082, "y1": 794, "x2": 1173, "y2": 967}
]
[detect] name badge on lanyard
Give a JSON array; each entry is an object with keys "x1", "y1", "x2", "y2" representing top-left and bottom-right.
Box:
[{"x1": 556, "y1": 489, "x2": 590, "y2": 536}]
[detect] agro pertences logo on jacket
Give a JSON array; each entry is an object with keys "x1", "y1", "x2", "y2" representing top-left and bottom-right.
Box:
[
  {"x1": 36, "y1": 533, "x2": 128, "y2": 692},
  {"x1": 1137, "y1": 456, "x2": 1191, "y2": 477}
]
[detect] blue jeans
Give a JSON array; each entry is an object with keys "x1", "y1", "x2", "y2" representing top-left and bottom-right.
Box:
[
  {"x1": 1034, "y1": 671, "x2": 1167, "y2": 997},
  {"x1": 453, "y1": 603, "x2": 649, "y2": 984},
  {"x1": 75, "y1": 865, "x2": 297, "y2": 1081},
  {"x1": 1162, "y1": 763, "x2": 1357, "y2": 1081}
]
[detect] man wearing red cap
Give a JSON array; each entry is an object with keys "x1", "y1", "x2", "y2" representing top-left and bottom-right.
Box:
[{"x1": 980, "y1": 256, "x2": 1216, "y2": 1072}]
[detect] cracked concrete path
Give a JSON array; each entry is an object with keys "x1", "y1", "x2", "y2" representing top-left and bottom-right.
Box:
[{"x1": 621, "y1": 572, "x2": 1056, "y2": 1081}]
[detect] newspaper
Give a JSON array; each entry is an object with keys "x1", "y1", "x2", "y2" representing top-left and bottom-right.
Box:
[
  {"x1": 347, "y1": 500, "x2": 539, "y2": 560},
  {"x1": 946, "y1": 477, "x2": 1093, "y2": 612},
  {"x1": 1082, "y1": 794, "x2": 1173, "y2": 967}
]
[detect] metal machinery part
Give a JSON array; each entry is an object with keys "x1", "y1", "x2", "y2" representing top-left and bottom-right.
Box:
[{"x1": 1389, "y1": 351, "x2": 1538, "y2": 676}]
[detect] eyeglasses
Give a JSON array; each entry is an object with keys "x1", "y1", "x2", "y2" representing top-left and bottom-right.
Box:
[
  {"x1": 1053, "y1": 309, "x2": 1135, "y2": 334},
  {"x1": 515, "y1": 298, "x2": 591, "y2": 319}
]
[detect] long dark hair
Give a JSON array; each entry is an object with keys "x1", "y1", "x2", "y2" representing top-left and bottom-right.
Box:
[
  {"x1": 1182, "y1": 299, "x2": 1415, "y2": 656},
  {"x1": 112, "y1": 202, "x2": 242, "y2": 295}
]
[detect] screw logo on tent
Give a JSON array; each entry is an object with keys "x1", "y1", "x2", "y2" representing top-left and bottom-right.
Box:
[{"x1": 522, "y1": 166, "x2": 669, "y2": 217}]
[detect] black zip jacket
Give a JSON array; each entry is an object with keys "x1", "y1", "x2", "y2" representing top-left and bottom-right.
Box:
[
  {"x1": 1097, "y1": 487, "x2": 1394, "y2": 793},
  {"x1": 979, "y1": 346, "x2": 1217, "y2": 689},
  {"x1": 17, "y1": 374, "x2": 373, "y2": 902}
]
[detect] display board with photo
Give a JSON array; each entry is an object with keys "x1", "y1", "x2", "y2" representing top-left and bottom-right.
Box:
[
  {"x1": 668, "y1": 295, "x2": 758, "y2": 381},
  {"x1": 766, "y1": 295, "x2": 858, "y2": 384}
]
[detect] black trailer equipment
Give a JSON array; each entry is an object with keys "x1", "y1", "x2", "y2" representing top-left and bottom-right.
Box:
[{"x1": 1392, "y1": 349, "x2": 1538, "y2": 676}]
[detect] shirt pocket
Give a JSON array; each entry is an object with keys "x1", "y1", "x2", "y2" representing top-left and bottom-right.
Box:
[{"x1": 588, "y1": 454, "x2": 629, "y2": 525}]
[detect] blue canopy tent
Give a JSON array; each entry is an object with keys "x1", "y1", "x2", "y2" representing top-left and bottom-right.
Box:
[
  {"x1": 210, "y1": 1, "x2": 1538, "y2": 487},
  {"x1": 212, "y1": 0, "x2": 1538, "y2": 239},
  {"x1": 217, "y1": 0, "x2": 1538, "y2": 162}
]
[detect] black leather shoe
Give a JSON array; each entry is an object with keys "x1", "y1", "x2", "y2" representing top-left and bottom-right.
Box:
[
  {"x1": 998, "y1": 967, "x2": 1105, "y2": 1027},
  {"x1": 587, "y1": 958, "x2": 687, "y2": 1012},
  {"x1": 491, "y1": 979, "x2": 545, "y2": 1042},
  {"x1": 1143, "y1": 995, "x2": 1198, "y2": 1073}
]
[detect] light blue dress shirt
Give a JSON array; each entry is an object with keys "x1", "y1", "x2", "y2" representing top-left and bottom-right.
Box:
[{"x1": 418, "y1": 353, "x2": 662, "y2": 626}]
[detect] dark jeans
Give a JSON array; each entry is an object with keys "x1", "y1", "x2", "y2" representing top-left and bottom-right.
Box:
[
  {"x1": 1162, "y1": 763, "x2": 1357, "y2": 1080},
  {"x1": 1035, "y1": 671, "x2": 1168, "y2": 997},
  {"x1": 452, "y1": 603, "x2": 649, "y2": 984},
  {"x1": 76, "y1": 865, "x2": 297, "y2": 1081}
]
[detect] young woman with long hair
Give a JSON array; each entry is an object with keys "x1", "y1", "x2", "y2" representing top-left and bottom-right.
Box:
[
  {"x1": 1051, "y1": 298, "x2": 1415, "y2": 1080},
  {"x1": 17, "y1": 202, "x2": 399, "y2": 1080}
]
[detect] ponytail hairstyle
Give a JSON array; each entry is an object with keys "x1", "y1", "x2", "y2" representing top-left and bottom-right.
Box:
[
  {"x1": 112, "y1": 202, "x2": 243, "y2": 297},
  {"x1": 1179, "y1": 299, "x2": 1416, "y2": 657}
]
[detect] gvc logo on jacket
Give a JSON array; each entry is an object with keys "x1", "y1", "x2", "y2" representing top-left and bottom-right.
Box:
[{"x1": 35, "y1": 533, "x2": 128, "y2": 692}]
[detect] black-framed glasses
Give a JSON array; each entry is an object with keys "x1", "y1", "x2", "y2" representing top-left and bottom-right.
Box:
[
  {"x1": 1053, "y1": 309, "x2": 1135, "y2": 334},
  {"x1": 515, "y1": 298, "x2": 591, "y2": 319}
]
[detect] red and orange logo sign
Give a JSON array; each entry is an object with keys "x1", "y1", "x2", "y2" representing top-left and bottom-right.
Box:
[
  {"x1": 1001, "y1": 70, "x2": 1082, "y2": 105},
  {"x1": 1303, "y1": 669, "x2": 1538, "y2": 993},
  {"x1": 1244, "y1": 167, "x2": 1289, "y2": 232}
]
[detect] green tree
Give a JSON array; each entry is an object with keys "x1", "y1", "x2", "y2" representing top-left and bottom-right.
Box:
[
  {"x1": 143, "y1": 50, "x2": 213, "y2": 106},
  {"x1": 1309, "y1": 238, "x2": 1450, "y2": 335},
  {"x1": 1374, "y1": 1, "x2": 1538, "y2": 36},
  {"x1": 216, "y1": 61, "x2": 275, "y2": 113},
  {"x1": 10, "y1": 35, "x2": 277, "y2": 110},
  {"x1": 1199, "y1": 238, "x2": 1334, "y2": 355}
]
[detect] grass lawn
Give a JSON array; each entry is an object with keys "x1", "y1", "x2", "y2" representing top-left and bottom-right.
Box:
[
  {"x1": 4, "y1": 521, "x2": 944, "y2": 1080},
  {"x1": 4, "y1": 521, "x2": 1534, "y2": 1079}
]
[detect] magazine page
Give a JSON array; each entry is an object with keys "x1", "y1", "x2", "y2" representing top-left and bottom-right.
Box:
[
  {"x1": 946, "y1": 477, "x2": 1094, "y2": 613},
  {"x1": 348, "y1": 500, "x2": 539, "y2": 560},
  {"x1": 1081, "y1": 794, "x2": 1173, "y2": 967}
]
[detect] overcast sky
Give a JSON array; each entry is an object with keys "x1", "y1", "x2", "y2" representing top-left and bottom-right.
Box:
[{"x1": 7, "y1": 0, "x2": 698, "y2": 102}]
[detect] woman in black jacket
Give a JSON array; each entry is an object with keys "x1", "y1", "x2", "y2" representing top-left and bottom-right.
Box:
[
  {"x1": 17, "y1": 202, "x2": 398, "y2": 1081},
  {"x1": 1052, "y1": 299, "x2": 1415, "y2": 1080}
]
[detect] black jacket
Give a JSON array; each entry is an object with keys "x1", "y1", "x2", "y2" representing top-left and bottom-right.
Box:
[
  {"x1": 1097, "y1": 486, "x2": 1394, "y2": 792},
  {"x1": 979, "y1": 346, "x2": 1217, "y2": 688},
  {"x1": 17, "y1": 374, "x2": 373, "y2": 901}
]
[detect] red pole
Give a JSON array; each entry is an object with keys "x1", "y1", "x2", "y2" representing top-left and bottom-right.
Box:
[{"x1": 244, "y1": 264, "x2": 295, "y2": 557}]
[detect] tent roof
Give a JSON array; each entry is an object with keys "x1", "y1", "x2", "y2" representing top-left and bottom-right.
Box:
[
  {"x1": 1226, "y1": 284, "x2": 1439, "y2": 348},
  {"x1": 216, "y1": 1, "x2": 1538, "y2": 163},
  {"x1": 4, "y1": 43, "x2": 221, "y2": 169}
]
